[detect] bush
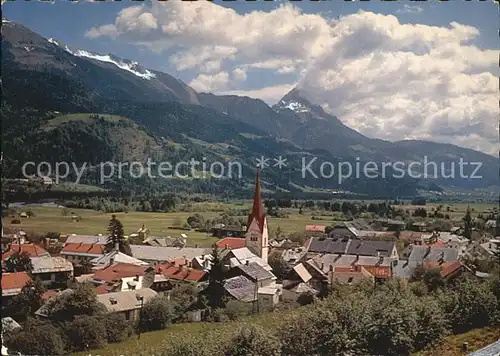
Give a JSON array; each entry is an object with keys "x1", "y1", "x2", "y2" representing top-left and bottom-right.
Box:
[
  {"x1": 297, "y1": 291, "x2": 316, "y2": 306},
  {"x1": 64, "y1": 315, "x2": 107, "y2": 351},
  {"x1": 226, "y1": 325, "x2": 281, "y2": 356},
  {"x1": 11, "y1": 218, "x2": 21, "y2": 224},
  {"x1": 140, "y1": 295, "x2": 176, "y2": 331},
  {"x1": 104, "y1": 313, "x2": 132, "y2": 343},
  {"x1": 4, "y1": 320, "x2": 67, "y2": 356}
]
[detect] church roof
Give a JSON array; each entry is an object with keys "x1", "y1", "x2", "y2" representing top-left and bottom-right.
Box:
[{"x1": 247, "y1": 170, "x2": 265, "y2": 232}]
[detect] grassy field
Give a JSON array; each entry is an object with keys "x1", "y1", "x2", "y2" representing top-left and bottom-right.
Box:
[{"x1": 3, "y1": 202, "x2": 496, "y2": 247}]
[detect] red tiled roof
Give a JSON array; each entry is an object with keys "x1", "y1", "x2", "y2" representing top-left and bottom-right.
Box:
[
  {"x1": 362, "y1": 265, "x2": 392, "y2": 278},
  {"x1": 61, "y1": 243, "x2": 105, "y2": 255},
  {"x1": 95, "y1": 284, "x2": 111, "y2": 295},
  {"x1": 216, "y1": 237, "x2": 246, "y2": 250},
  {"x1": 306, "y1": 225, "x2": 326, "y2": 233},
  {"x1": 92, "y1": 263, "x2": 147, "y2": 283},
  {"x1": 155, "y1": 263, "x2": 206, "y2": 282},
  {"x1": 440, "y1": 261, "x2": 463, "y2": 278},
  {"x1": 2, "y1": 243, "x2": 49, "y2": 260},
  {"x1": 41, "y1": 290, "x2": 58, "y2": 301},
  {"x1": 1, "y1": 272, "x2": 32, "y2": 291}
]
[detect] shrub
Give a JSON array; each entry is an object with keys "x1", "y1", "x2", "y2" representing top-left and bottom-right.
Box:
[
  {"x1": 224, "y1": 300, "x2": 252, "y2": 321},
  {"x1": 64, "y1": 315, "x2": 107, "y2": 351},
  {"x1": 11, "y1": 218, "x2": 21, "y2": 224},
  {"x1": 226, "y1": 325, "x2": 281, "y2": 356},
  {"x1": 4, "y1": 320, "x2": 67, "y2": 356},
  {"x1": 139, "y1": 295, "x2": 176, "y2": 331},
  {"x1": 104, "y1": 313, "x2": 132, "y2": 343}
]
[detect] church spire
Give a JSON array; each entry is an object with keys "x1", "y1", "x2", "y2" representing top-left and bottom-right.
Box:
[{"x1": 247, "y1": 169, "x2": 264, "y2": 231}]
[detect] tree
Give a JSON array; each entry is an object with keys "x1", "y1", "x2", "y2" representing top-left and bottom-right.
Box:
[
  {"x1": 139, "y1": 295, "x2": 176, "y2": 331},
  {"x1": 4, "y1": 251, "x2": 32, "y2": 272},
  {"x1": 187, "y1": 213, "x2": 205, "y2": 229},
  {"x1": 268, "y1": 251, "x2": 291, "y2": 281},
  {"x1": 202, "y1": 244, "x2": 227, "y2": 310},
  {"x1": 4, "y1": 318, "x2": 67, "y2": 356},
  {"x1": 64, "y1": 315, "x2": 107, "y2": 351},
  {"x1": 463, "y1": 206, "x2": 472, "y2": 240},
  {"x1": 104, "y1": 313, "x2": 132, "y2": 343},
  {"x1": 43, "y1": 282, "x2": 106, "y2": 322},
  {"x1": 106, "y1": 214, "x2": 132, "y2": 256},
  {"x1": 226, "y1": 325, "x2": 281, "y2": 356},
  {"x1": 413, "y1": 296, "x2": 449, "y2": 351},
  {"x1": 8, "y1": 278, "x2": 46, "y2": 317}
]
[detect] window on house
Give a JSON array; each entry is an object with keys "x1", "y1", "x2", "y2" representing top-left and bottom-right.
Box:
[{"x1": 347, "y1": 277, "x2": 354, "y2": 284}]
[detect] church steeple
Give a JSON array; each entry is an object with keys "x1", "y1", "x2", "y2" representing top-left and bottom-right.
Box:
[
  {"x1": 247, "y1": 169, "x2": 264, "y2": 231},
  {"x1": 245, "y1": 169, "x2": 269, "y2": 263}
]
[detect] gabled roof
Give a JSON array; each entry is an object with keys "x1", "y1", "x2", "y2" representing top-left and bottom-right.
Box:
[
  {"x1": 293, "y1": 263, "x2": 312, "y2": 283},
  {"x1": 235, "y1": 262, "x2": 276, "y2": 282},
  {"x1": 64, "y1": 235, "x2": 108, "y2": 245},
  {"x1": 91, "y1": 263, "x2": 147, "y2": 283},
  {"x1": 61, "y1": 243, "x2": 105, "y2": 256},
  {"x1": 224, "y1": 247, "x2": 272, "y2": 271},
  {"x1": 216, "y1": 237, "x2": 246, "y2": 250},
  {"x1": 1, "y1": 272, "x2": 32, "y2": 295},
  {"x1": 224, "y1": 276, "x2": 256, "y2": 302},
  {"x1": 346, "y1": 239, "x2": 396, "y2": 257},
  {"x1": 2, "y1": 243, "x2": 49, "y2": 260},
  {"x1": 305, "y1": 225, "x2": 326, "y2": 233},
  {"x1": 129, "y1": 245, "x2": 206, "y2": 262},
  {"x1": 97, "y1": 288, "x2": 158, "y2": 313},
  {"x1": 154, "y1": 263, "x2": 207, "y2": 282},
  {"x1": 407, "y1": 246, "x2": 459, "y2": 264},
  {"x1": 30, "y1": 256, "x2": 73, "y2": 274},
  {"x1": 90, "y1": 251, "x2": 149, "y2": 267}
]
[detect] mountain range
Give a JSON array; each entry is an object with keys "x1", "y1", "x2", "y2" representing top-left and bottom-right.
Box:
[{"x1": 1, "y1": 19, "x2": 498, "y2": 198}]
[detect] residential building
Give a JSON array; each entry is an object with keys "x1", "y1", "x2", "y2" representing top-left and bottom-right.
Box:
[
  {"x1": 129, "y1": 245, "x2": 206, "y2": 265},
  {"x1": 306, "y1": 254, "x2": 394, "y2": 280},
  {"x1": 89, "y1": 263, "x2": 150, "y2": 294},
  {"x1": 244, "y1": 170, "x2": 269, "y2": 263},
  {"x1": 222, "y1": 275, "x2": 280, "y2": 310},
  {"x1": 281, "y1": 247, "x2": 307, "y2": 265},
  {"x1": 2, "y1": 243, "x2": 49, "y2": 261},
  {"x1": 220, "y1": 247, "x2": 272, "y2": 272},
  {"x1": 154, "y1": 262, "x2": 208, "y2": 287},
  {"x1": 90, "y1": 250, "x2": 150, "y2": 269},
  {"x1": 306, "y1": 236, "x2": 398, "y2": 259},
  {"x1": 96, "y1": 288, "x2": 158, "y2": 321},
  {"x1": 476, "y1": 238, "x2": 500, "y2": 259},
  {"x1": 327, "y1": 265, "x2": 375, "y2": 285},
  {"x1": 1, "y1": 272, "x2": 32, "y2": 305},
  {"x1": 64, "y1": 235, "x2": 107, "y2": 245},
  {"x1": 403, "y1": 245, "x2": 460, "y2": 265},
  {"x1": 215, "y1": 237, "x2": 246, "y2": 250},
  {"x1": 30, "y1": 256, "x2": 74, "y2": 289},
  {"x1": 60, "y1": 242, "x2": 106, "y2": 265},
  {"x1": 227, "y1": 261, "x2": 277, "y2": 288}
]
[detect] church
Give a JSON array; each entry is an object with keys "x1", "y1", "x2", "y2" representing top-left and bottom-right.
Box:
[{"x1": 244, "y1": 170, "x2": 269, "y2": 264}]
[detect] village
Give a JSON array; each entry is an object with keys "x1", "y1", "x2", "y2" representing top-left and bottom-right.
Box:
[{"x1": 1, "y1": 172, "x2": 499, "y2": 355}]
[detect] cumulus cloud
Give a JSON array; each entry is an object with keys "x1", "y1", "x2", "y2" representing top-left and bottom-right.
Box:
[
  {"x1": 218, "y1": 83, "x2": 296, "y2": 105},
  {"x1": 86, "y1": 3, "x2": 498, "y2": 155},
  {"x1": 189, "y1": 72, "x2": 230, "y2": 93}
]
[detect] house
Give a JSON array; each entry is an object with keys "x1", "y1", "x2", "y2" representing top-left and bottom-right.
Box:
[
  {"x1": 64, "y1": 235, "x2": 108, "y2": 245},
  {"x1": 216, "y1": 237, "x2": 246, "y2": 250},
  {"x1": 436, "y1": 232, "x2": 469, "y2": 254},
  {"x1": 30, "y1": 256, "x2": 74, "y2": 289},
  {"x1": 2, "y1": 243, "x2": 49, "y2": 261},
  {"x1": 2, "y1": 317, "x2": 22, "y2": 356},
  {"x1": 305, "y1": 225, "x2": 326, "y2": 234},
  {"x1": 306, "y1": 254, "x2": 394, "y2": 280},
  {"x1": 423, "y1": 261, "x2": 468, "y2": 281},
  {"x1": 1, "y1": 231, "x2": 26, "y2": 250},
  {"x1": 327, "y1": 224, "x2": 359, "y2": 239},
  {"x1": 96, "y1": 288, "x2": 158, "y2": 321},
  {"x1": 281, "y1": 247, "x2": 307, "y2": 265},
  {"x1": 403, "y1": 245, "x2": 460, "y2": 265},
  {"x1": 476, "y1": 239, "x2": 500, "y2": 259},
  {"x1": 227, "y1": 261, "x2": 277, "y2": 288},
  {"x1": 154, "y1": 262, "x2": 208, "y2": 286},
  {"x1": 60, "y1": 242, "x2": 106, "y2": 265},
  {"x1": 220, "y1": 247, "x2": 272, "y2": 272},
  {"x1": 90, "y1": 250, "x2": 150, "y2": 269},
  {"x1": 327, "y1": 265, "x2": 375, "y2": 285},
  {"x1": 191, "y1": 253, "x2": 213, "y2": 271},
  {"x1": 211, "y1": 225, "x2": 246, "y2": 238},
  {"x1": 484, "y1": 219, "x2": 497, "y2": 233},
  {"x1": 89, "y1": 263, "x2": 151, "y2": 294},
  {"x1": 143, "y1": 236, "x2": 186, "y2": 248},
  {"x1": 1, "y1": 272, "x2": 32, "y2": 305},
  {"x1": 222, "y1": 275, "x2": 281, "y2": 310},
  {"x1": 306, "y1": 237, "x2": 398, "y2": 259},
  {"x1": 129, "y1": 245, "x2": 206, "y2": 265}
]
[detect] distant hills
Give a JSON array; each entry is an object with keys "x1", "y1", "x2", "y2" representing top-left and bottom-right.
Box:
[{"x1": 1, "y1": 19, "x2": 497, "y2": 198}]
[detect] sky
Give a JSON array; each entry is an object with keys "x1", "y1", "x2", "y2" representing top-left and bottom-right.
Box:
[{"x1": 2, "y1": 0, "x2": 499, "y2": 155}]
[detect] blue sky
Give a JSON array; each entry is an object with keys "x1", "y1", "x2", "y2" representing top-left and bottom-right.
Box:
[{"x1": 2, "y1": 0, "x2": 498, "y2": 154}]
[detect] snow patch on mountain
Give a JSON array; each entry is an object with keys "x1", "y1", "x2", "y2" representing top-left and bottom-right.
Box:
[
  {"x1": 65, "y1": 47, "x2": 156, "y2": 80},
  {"x1": 280, "y1": 100, "x2": 309, "y2": 113},
  {"x1": 47, "y1": 38, "x2": 59, "y2": 46}
]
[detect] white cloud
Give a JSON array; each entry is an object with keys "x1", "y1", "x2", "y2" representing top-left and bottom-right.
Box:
[
  {"x1": 189, "y1": 72, "x2": 230, "y2": 93},
  {"x1": 396, "y1": 5, "x2": 423, "y2": 14},
  {"x1": 87, "y1": 4, "x2": 498, "y2": 155}
]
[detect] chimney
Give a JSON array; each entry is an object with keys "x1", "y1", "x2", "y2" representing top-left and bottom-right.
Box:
[
  {"x1": 355, "y1": 254, "x2": 359, "y2": 262},
  {"x1": 225, "y1": 244, "x2": 229, "y2": 250},
  {"x1": 201, "y1": 254, "x2": 205, "y2": 260},
  {"x1": 321, "y1": 263, "x2": 324, "y2": 271},
  {"x1": 329, "y1": 265, "x2": 333, "y2": 272},
  {"x1": 195, "y1": 244, "x2": 199, "y2": 248},
  {"x1": 114, "y1": 242, "x2": 119, "y2": 251},
  {"x1": 245, "y1": 260, "x2": 249, "y2": 266},
  {"x1": 135, "y1": 274, "x2": 139, "y2": 281}
]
